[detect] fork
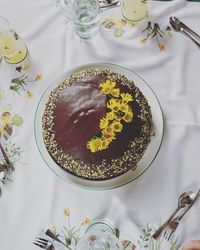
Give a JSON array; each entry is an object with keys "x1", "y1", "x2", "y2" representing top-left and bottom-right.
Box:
[
  {"x1": 33, "y1": 238, "x2": 55, "y2": 250},
  {"x1": 169, "y1": 16, "x2": 200, "y2": 48},
  {"x1": 164, "y1": 188, "x2": 200, "y2": 241}
]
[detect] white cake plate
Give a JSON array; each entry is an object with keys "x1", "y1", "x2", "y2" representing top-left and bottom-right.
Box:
[{"x1": 34, "y1": 63, "x2": 164, "y2": 190}]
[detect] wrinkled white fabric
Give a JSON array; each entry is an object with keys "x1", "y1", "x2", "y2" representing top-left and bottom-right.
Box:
[{"x1": 0, "y1": 0, "x2": 200, "y2": 249}]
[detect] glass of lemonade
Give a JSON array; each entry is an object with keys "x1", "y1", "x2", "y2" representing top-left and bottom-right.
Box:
[
  {"x1": 121, "y1": 0, "x2": 149, "y2": 22},
  {"x1": 72, "y1": 0, "x2": 100, "y2": 39},
  {"x1": 75, "y1": 220, "x2": 123, "y2": 250},
  {"x1": 0, "y1": 29, "x2": 28, "y2": 64}
]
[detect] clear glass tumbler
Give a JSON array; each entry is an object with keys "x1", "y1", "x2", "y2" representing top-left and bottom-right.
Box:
[
  {"x1": 75, "y1": 220, "x2": 123, "y2": 250},
  {"x1": 121, "y1": 0, "x2": 149, "y2": 22},
  {"x1": 72, "y1": 0, "x2": 100, "y2": 39}
]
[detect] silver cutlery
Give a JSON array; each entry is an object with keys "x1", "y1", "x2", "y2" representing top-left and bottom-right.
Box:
[
  {"x1": 164, "y1": 188, "x2": 200, "y2": 241},
  {"x1": 170, "y1": 16, "x2": 200, "y2": 48},
  {"x1": 152, "y1": 190, "x2": 196, "y2": 239},
  {"x1": 100, "y1": 0, "x2": 120, "y2": 9},
  {"x1": 0, "y1": 142, "x2": 14, "y2": 171},
  {"x1": 33, "y1": 238, "x2": 55, "y2": 250},
  {"x1": 45, "y1": 229, "x2": 73, "y2": 250}
]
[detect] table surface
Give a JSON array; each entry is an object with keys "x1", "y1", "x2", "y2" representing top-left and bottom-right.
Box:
[{"x1": 0, "y1": 0, "x2": 200, "y2": 249}]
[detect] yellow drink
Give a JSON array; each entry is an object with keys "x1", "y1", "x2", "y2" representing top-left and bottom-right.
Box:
[
  {"x1": 0, "y1": 29, "x2": 27, "y2": 64},
  {"x1": 121, "y1": 0, "x2": 148, "y2": 22}
]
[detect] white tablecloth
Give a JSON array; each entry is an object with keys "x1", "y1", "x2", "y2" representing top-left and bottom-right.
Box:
[{"x1": 0, "y1": 0, "x2": 200, "y2": 249}]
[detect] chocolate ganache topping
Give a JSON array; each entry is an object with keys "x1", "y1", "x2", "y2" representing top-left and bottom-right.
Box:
[
  {"x1": 42, "y1": 68, "x2": 153, "y2": 180},
  {"x1": 53, "y1": 74, "x2": 141, "y2": 165}
]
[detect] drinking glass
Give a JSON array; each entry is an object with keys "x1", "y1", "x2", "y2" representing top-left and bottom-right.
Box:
[
  {"x1": 0, "y1": 16, "x2": 9, "y2": 63},
  {"x1": 72, "y1": 0, "x2": 100, "y2": 39},
  {"x1": 56, "y1": 0, "x2": 73, "y2": 20},
  {"x1": 121, "y1": 0, "x2": 149, "y2": 22},
  {"x1": 75, "y1": 220, "x2": 123, "y2": 250},
  {"x1": 0, "y1": 29, "x2": 28, "y2": 64}
]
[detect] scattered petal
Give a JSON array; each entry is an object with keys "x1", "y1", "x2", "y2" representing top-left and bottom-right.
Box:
[
  {"x1": 63, "y1": 208, "x2": 70, "y2": 217},
  {"x1": 140, "y1": 38, "x2": 147, "y2": 44},
  {"x1": 82, "y1": 217, "x2": 91, "y2": 225},
  {"x1": 27, "y1": 91, "x2": 33, "y2": 98},
  {"x1": 35, "y1": 74, "x2": 42, "y2": 81},
  {"x1": 159, "y1": 43, "x2": 166, "y2": 51}
]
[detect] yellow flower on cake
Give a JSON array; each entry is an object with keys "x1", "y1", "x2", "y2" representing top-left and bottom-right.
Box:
[
  {"x1": 121, "y1": 93, "x2": 133, "y2": 103},
  {"x1": 106, "y1": 111, "x2": 115, "y2": 121},
  {"x1": 110, "y1": 87, "x2": 120, "y2": 97},
  {"x1": 107, "y1": 98, "x2": 121, "y2": 112},
  {"x1": 102, "y1": 126, "x2": 116, "y2": 141},
  {"x1": 63, "y1": 208, "x2": 70, "y2": 217},
  {"x1": 87, "y1": 138, "x2": 102, "y2": 152},
  {"x1": 87, "y1": 140, "x2": 97, "y2": 153},
  {"x1": 99, "y1": 138, "x2": 111, "y2": 150},
  {"x1": 120, "y1": 102, "x2": 129, "y2": 113},
  {"x1": 111, "y1": 121, "x2": 123, "y2": 132},
  {"x1": 100, "y1": 80, "x2": 116, "y2": 95},
  {"x1": 99, "y1": 117, "x2": 109, "y2": 129},
  {"x1": 123, "y1": 110, "x2": 133, "y2": 123}
]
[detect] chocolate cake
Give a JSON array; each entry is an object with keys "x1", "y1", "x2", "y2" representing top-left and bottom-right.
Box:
[{"x1": 42, "y1": 68, "x2": 153, "y2": 180}]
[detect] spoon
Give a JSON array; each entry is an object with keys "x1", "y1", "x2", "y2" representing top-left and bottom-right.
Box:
[
  {"x1": 164, "y1": 189, "x2": 200, "y2": 240},
  {"x1": 100, "y1": 0, "x2": 120, "y2": 9},
  {"x1": 152, "y1": 191, "x2": 195, "y2": 239}
]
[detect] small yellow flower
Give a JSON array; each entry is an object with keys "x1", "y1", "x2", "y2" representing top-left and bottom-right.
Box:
[
  {"x1": 87, "y1": 138, "x2": 102, "y2": 152},
  {"x1": 63, "y1": 208, "x2": 70, "y2": 217},
  {"x1": 99, "y1": 138, "x2": 111, "y2": 150},
  {"x1": 111, "y1": 88, "x2": 120, "y2": 97},
  {"x1": 123, "y1": 111, "x2": 133, "y2": 123},
  {"x1": 100, "y1": 80, "x2": 116, "y2": 95},
  {"x1": 102, "y1": 126, "x2": 116, "y2": 141},
  {"x1": 140, "y1": 38, "x2": 147, "y2": 44},
  {"x1": 121, "y1": 93, "x2": 133, "y2": 103},
  {"x1": 82, "y1": 217, "x2": 91, "y2": 225},
  {"x1": 159, "y1": 43, "x2": 166, "y2": 51},
  {"x1": 0, "y1": 89, "x2": 5, "y2": 100},
  {"x1": 99, "y1": 117, "x2": 109, "y2": 129},
  {"x1": 120, "y1": 103, "x2": 129, "y2": 113},
  {"x1": 87, "y1": 140, "x2": 96, "y2": 153},
  {"x1": 35, "y1": 74, "x2": 42, "y2": 81},
  {"x1": 112, "y1": 121, "x2": 123, "y2": 132},
  {"x1": 107, "y1": 98, "x2": 121, "y2": 112},
  {"x1": 106, "y1": 111, "x2": 115, "y2": 121},
  {"x1": 93, "y1": 138, "x2": 102, "y2": 149},
  {"x1": 27, "y1": 91, "x2": 33, "y2": 98}
]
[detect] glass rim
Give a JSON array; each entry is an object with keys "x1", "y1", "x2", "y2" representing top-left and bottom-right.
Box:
[{"x1": 85, "y1": 220, "x2": 116, "y2": 235}]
